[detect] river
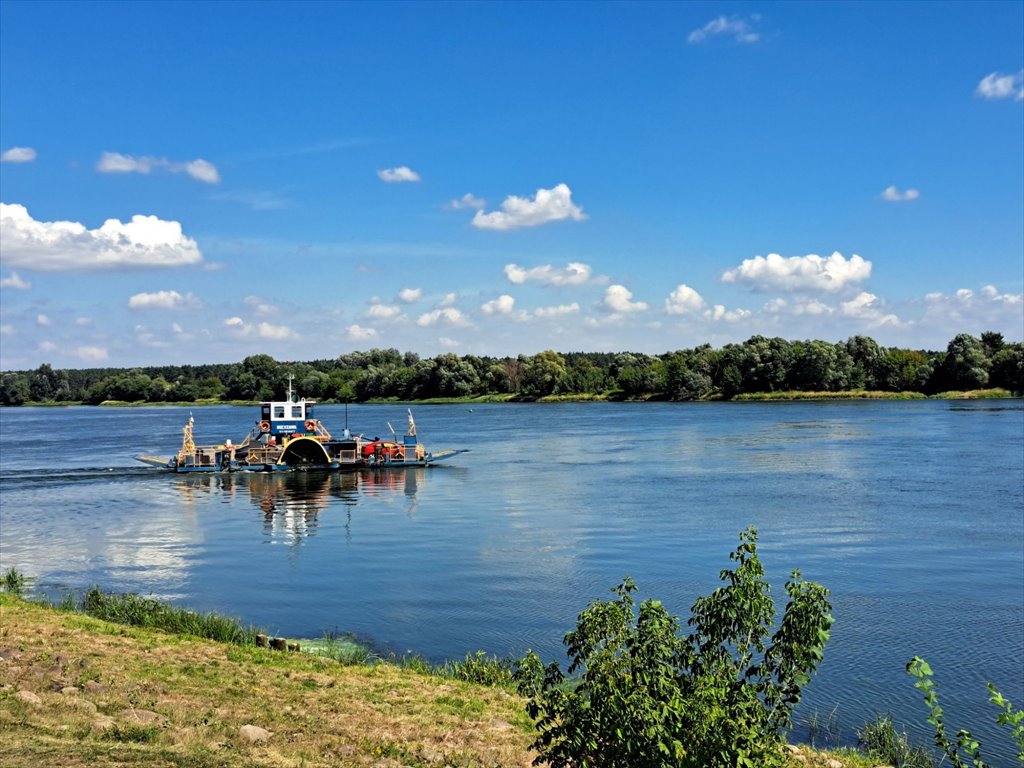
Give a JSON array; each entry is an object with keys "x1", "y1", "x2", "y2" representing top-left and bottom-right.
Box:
[{"x1": 1, "y1": 400, "x2": 1021, "y2": 763}]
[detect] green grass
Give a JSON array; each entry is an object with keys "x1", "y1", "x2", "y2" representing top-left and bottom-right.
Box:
[
  {"x1": 75, "y1": 587, "x2": 260, "y2": 645},
  {"x1": 856, "y1": 713, "x2": 935, "y2": 768},
  {"x1": 734, "y1": 390, "x2": 927, "y2": 401}
]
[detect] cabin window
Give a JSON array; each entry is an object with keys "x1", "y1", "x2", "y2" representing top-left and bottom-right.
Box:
[
  {"x1": 274, "y1": 406, "x2": 285, "y2": 418},
  {"x1": 291, "y1": 405, "x2": 303, "y2": 418},
  {"x1": 261, "y1": 405, "x2": 271, "y2": 420}
]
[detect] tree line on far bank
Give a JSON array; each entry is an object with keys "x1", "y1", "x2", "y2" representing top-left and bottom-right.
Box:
[{"x1": 1, "y1": 331, "x2": 1021, "y2": 407}]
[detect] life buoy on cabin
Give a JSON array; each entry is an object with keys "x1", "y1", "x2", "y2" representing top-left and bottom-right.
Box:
[
  {"x1": 259, "y1": 421, "x2": 270, "y2": 433},
  {"x1": 305, "y1": 420, "x2": 316, "y2": 432}
]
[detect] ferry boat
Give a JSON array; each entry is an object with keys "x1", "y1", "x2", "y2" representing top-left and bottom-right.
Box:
[{"x1": 135, "y1": 379, "x2": 466, "y2": 473}]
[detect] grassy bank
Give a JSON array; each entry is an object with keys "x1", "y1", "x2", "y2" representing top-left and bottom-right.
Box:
[
  {"x1": 15, "y1": 388, "x2": 1017, "y2": 408},
  {"x1": 0, "y1": 593, "x2": 888, "y2": 768}
]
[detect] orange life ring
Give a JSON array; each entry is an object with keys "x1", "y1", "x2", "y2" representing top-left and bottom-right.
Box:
[
  {"x1": 259, "y1": 421, "x2": 270, "y2": 433},
  {"x1": 305, "y1": 420, "x2": 316, "y2": 432}
]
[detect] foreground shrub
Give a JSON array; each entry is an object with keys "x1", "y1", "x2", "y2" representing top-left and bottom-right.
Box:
[
  {"x1": 2, "y1": 567, "x2": 27, "y2": 596},
  {"x1": 908, "y1": 656, "x2": 1024, "y2": 766},
  {"x1": 515, "y1": 527, "x2": 832, "y2": 768}
]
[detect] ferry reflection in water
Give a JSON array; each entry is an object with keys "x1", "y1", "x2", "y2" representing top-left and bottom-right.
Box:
[{"x1": 172, "y1": 468, "x2": 427, "y2": 544}]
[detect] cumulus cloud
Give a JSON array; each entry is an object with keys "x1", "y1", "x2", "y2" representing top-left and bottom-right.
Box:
[
  {"x1": 721, "y1": 251, "x2": 871, "y2": 293},
  {"x1": 184, "y1": 159, "x2": 221, "y2": 184},
  {"x1": 0, "y1": 203, "x2": 202, "y2": 271},
  {"x1": 0, "y1": 325, "x2": 13, "y2": 335},
  {"x1": 533, "y1": 302, "x2": 580, "y2": 318},
  {"x1": 839, "y1": 292, "x2": 901, "y2": 327},
  {"x1": 0, "y1": 272, "x2": 31, "y2": 289},
  {"x1": 705, "y1": 305, "x2": 752, "y2": 322},
  {"x1": 36, "y1": 314, "x2": 51, "y2": 326},
  {"x1": 366, "y1": 303, "x2": 403, "y2": 320},
  {"x1": 377, "y1": 166, "x2": 421, "y2": 183},
  {"x1": 244, "y1": 295, "x2": 279, "y2": 315},
  {"x1": 665, "y1": 283, "x2": 706, "y2": 315},
  {"x1": 882, "y1": 185, "x2": 920, "y2": 202},
  {"x1": 976, "y1": 71, "x2": 1024, "y2": 101},
  {"x1": 128, "y1": 290, "x2": 201, "y2": 309},
  {"x1": 222, "y1": 316, "x2": 297, "y2": 339},
  {"x1": 1, "y1": 146, "x2": 36, "y2": 163},
  {"x1": 481, "y1": 295, "x2": 516, "y2": 315},
  {"x1": 397, "y1": 287, "x2": 422, "y2": 303},
  {"x1": 920, "y1": 285, "x2": 1022, "y2": 334},
  {"x1": 601, "y1": 285, "x2": 648, "y2": 314},
  {"x1": 77, "y1": 346, "x2": 109, "y2": 362},
  {"x1": 439, "y1": 292, "x2": 458, "y2": 307},
  {"x1": 346, "y1": 324, "x2": 378, "y2": 340},
  {"x1": 96, "y1": 151, "x2": 221, "y2": 183},
  {"x1": 688, "y1": 15, "x2": 760, "y2": 44},
  {"x1": 416, "y1": 307, "x2": 469, "y2": 327},
  {"x1": 504, "y1": 261, "x2": 593, "y2": 286},
  {"x1": 446, "y1": 193, "x2": 486, "y2": 210},
  {"x1": 472, "y1": 183, "x2": 586, "y2": 230}
]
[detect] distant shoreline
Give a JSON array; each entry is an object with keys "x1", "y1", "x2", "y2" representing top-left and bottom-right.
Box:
[{"x1": 7, "y1": 388, "x2": 1019, "y2": 407}]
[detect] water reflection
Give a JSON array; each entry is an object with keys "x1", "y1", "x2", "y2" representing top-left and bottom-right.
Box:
[{"x1": 172, "y1": 468, "x2": 427, "y2": 544}]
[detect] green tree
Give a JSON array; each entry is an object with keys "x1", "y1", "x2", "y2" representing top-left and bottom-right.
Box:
[
  {"x1": 517, "y1": 528, "x2": 832, "y2": 768},
  {"x1": 936, "y1": 333, "x2": 990, "y2": 391},
  {"x1": 845, "y1": 335, "x2": 885, "y2": 390},
  {"x1": 990, "y1": 344, "x2": 1024, "y2": 393},
  {"x1": 522, "y1": 351, "x2": 567, "y2": 397},
  {"x1": 0, "y1": 373, "x2": 31, "y2": 405}
]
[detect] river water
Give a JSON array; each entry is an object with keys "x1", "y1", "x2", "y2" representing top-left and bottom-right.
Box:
[{"x1": 1, "y1": 400, "x2": 1021, "y2": 762}]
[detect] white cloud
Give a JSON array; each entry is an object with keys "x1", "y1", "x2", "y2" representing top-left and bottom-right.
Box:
[
  {"x1": 1, "y1": 146, "x2": 36, "y2": 163},
  {"x1": 346, "y1": 324, "x2": 378, "y2": 340},
  {"x1": 446, "y1": 193, "x2": 486, "y2": 210},
  {"x1": 439, "y1": 292, "x2": 458, "y2": 307},
  {"x1": 0, "y1": 271, "x2": 31, "y2": 289},
  {"x1": 533, "y1": 302, "x2": 580, "y2": 318},
  {"x1": 75, "y1": 317, "x2": 92, "y2": 326},
  {"x1": 472, "y1": 183, "x2": 587, "y2": 230},
  {"x1": 976, "y1": 71, "x2": 1024, "y2": 101},
  {"x1": 366, "y1": 303, "x2": 403, "y2": 320},
  {"x1": 172, "y1": 323, "x2": 184, "y2": 334},
  {"x1": 96, "y1": 152, "x2": 221, "y2": 184},
  {"x1": 439, "y1": 337, "x2": 460, "y2": 348},
  {"x1": 397, "y1": 287, "x2": 422, "y2": 303},
  {"x1": 0, "y1": 203, "x2": 202, "y2": 271},
  {"x1": 601, "y1": 285, "x2": 648, "y2": 314},
  {"x1": 665, "y1": 283, "x2": 706, "y2": 315},
  {"x1": 882, "y1": 185, "x2": 920, "y2": 202},
  {"x1": 244, "y1": 295, "x2": 279, "y2": 315},
  {"x1": 0, "y1": 325, "x2": 13, "y2": 335},
  {"x1": 38, "y1": 340, "x2": 58, "y2": 353},
  {"x1": 36, "y1": 314, "x2": 51, "y2": 326},
  {"x1": 377, "y1": 166, "x2": 421, "y2": 183},
  {"x1": 481, "y1": 294, "x2": 516, "y2": 315},
  {"x1": 416, "y1": 307, "x2": 469, "y2": 327},
  {"x1": 256, "y1": 322, "x2": 295, "y2": 340},
  {"x1": 840, "y1": 292, "x2": 901, "y2": 327},
  {"x1": 705, "y1": 305, "x2": 752, "y2": 322},
  {"x1": 722, "y1": 251, "x2": 871, "y2": 293},
  {"x1": 688, "y1": 15, "x2": 760, "y2": 44},
  {"x1": 184, "y1": 159, "x2": 221, "y2": 184},
  {"x1": 77, "y1": 346, "x2": 109, "y2": 362},
  {"x1": 128, "y1": 290, "x2": 201, "y2": 310},
  {"x1": 221, "y1": 317, "x2": 296, "y2": 339},
  {"x1": 504, "y1": 261, "x2": 593, "y2": 286}
]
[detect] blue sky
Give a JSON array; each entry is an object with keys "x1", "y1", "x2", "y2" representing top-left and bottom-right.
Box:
[{"x1": 1, "y1": 0, "x2": 1022, "y2": 369}]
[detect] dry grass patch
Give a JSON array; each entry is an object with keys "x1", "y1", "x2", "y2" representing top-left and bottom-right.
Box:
[{"x1": 0, "y1": 596, "x2": 534, "y2": 767}]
